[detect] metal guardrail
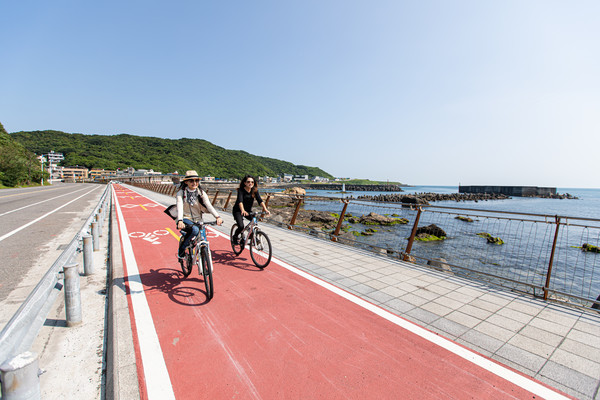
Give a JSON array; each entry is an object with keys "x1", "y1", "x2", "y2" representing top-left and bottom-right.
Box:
[{"x1": 0, "y1": 183, "x2": 112, "y2": 398}]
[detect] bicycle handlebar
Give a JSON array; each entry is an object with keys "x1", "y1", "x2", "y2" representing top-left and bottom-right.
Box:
[{"x1": 189, "y1": 220, "x2": 219, "y2": 227}]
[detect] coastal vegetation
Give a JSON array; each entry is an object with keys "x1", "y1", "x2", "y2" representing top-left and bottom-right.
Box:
[
  {"x1": 0, "y1": 122, "x2": 48, "y2": 187},
  {"x1": 9, "y1": 130, "x2": 333, "y2": 180},
  {"x1": 581, "y1": 243, "x2": 600, "y2": 253},
  {"x1": 477, "y1": 232, "x2": 505, "y2": 245}
]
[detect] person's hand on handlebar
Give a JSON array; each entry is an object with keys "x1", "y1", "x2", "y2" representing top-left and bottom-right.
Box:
[
  {"x1": 216, "y1": 217, "x2": 223, "y2": 226},
  {"x1": 177, "y1": 220, "x2": 185, "y2": 230}
]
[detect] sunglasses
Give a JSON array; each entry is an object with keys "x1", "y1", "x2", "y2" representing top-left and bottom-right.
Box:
[{"x1": 187, "y1": 179, "x2": 200, "y2": 183}]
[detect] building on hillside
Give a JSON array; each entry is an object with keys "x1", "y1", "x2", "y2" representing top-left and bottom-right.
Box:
[
  {"x1": 44, "y1": 151, "x2": 64, "y2": 165},
  {"x1": 293, "y1": 175, "x2": 309, "y2": 182},
  {"x1": 202, "y1": 176, "x2": 215, "y2": 182},
  {"x1": 313, "y1": 176, "x2": 329, "y2": 182},
  {"x1": 282, "y1": 174, "x2": 293, "y2": 182},
  {"x1": 42, "y1": 151, "x2": 65, "y2": 183},
  {"x1": 90, "y1": 169, "x2": 117, "y2": 180},
  {"x1": 60, "y1": 166, "x2": 89, "y2": 182}
]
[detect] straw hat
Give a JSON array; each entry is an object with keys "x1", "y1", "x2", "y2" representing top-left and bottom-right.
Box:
[{"x1": 182, "y1": 170, "x2": 200, "y2": 181}]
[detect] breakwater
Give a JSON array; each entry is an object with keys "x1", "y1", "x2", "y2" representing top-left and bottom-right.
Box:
[
  {"x1": 459, "y1": 185, "x2": 556, "y2": 197},
  {"x1": 356, "y1": 192, "x2": 510, "y2": 204},
  {"x1": 301, "y1": 184, "x2": 403, "y2": 192}
]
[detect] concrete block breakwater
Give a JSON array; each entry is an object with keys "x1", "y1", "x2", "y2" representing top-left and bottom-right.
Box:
[
  {"x1": 356, "y1": 192, "x2": 509, "y2": 204},
  {"x1": 301, "y1": 184, "x2": 403, "y2": 192}
]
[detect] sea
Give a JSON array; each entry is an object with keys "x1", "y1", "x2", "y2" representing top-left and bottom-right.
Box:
[
  {"x1": 277, "y1": 185, "x2": 600, "y2": 304},
  {"x1": 303, "y1": 185, "x2": 600, "y2": 221}
]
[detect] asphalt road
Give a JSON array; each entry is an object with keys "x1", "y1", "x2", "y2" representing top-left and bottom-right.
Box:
[{"x1": 0, "y1": 183, "x2": 105, "y2": 324}]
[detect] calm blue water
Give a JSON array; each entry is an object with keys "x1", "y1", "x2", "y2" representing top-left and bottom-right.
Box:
[
  {"x1": 288, "y1": 185, "x2": 600, "y2": 303},
  {"x1": 304, "y1": 185, "x2": 600, "y2": 220}
]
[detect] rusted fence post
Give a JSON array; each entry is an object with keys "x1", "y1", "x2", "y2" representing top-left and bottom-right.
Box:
[
  {"x1": 212, "y1": 190, "x2": 219, "y2": 206},
  {"x1": 264, "y1": 194, "x2": 271, "y2": 208},
  {"x1": 288, "y1": 196, "x2": 304, "y2": 229},
  {"x1": 223, "y1": 190, "x2": 233, "y2": 210},
  {"x1": 403, "y1": 206, "x2": 423, "y2": 261},
  {"x1": 332, "y1": 200, "x2": 350, "y2": 241},
  {"x1": 543, "y1": 216, "x2": 561, "y2": 300}
]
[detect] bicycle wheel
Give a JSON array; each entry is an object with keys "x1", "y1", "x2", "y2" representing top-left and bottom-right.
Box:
[
  {"x1": 250, "y1": 230, "x2": 272, "y2": 269},
  {"x1": 201, "y1": 246, "x2": 214, "y2": 300},
  {"x1": 179, "y1": 239, "x2": 193, "y2": 278},
  {"x1": 230, "y1": 224, "x2": 243, "y2": 255}
]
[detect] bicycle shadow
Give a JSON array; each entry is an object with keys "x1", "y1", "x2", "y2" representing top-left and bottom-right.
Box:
[
  {"x1": 211, "y1": 249, "x2": 265, "y2": 272},
  {"x1": 133, "y1": 267, "x2": 212, "y2": 306}
]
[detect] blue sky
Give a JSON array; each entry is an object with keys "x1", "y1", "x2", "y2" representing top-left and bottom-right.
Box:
[{"x1": 2, "y1": 1, "x2": 599, "y2": 188}]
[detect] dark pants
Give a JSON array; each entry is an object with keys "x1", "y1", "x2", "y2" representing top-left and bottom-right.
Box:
[
  {"x1": 232, "y1": 211, "x2": 252, "y2": 239},
  {"x1": 178, "y1": 218, "x2": 199, "y2": 257}
]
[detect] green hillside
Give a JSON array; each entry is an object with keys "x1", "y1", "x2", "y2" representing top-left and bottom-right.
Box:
[
  {"x1": 10, "y1": 130, "x2": 333, "y2": 180},
  {"x1": 0, "y1": 123, "x2": 47, "y2": 187}
]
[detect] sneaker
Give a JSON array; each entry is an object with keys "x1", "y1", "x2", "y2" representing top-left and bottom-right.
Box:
[{"x1": 232, "y1": 236, "x2": 240, "y2": 245}]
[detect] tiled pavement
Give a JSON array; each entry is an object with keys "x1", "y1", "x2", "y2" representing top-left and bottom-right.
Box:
[{"x1": 132, "y1": 187, "x2": 600, "y2": 399}]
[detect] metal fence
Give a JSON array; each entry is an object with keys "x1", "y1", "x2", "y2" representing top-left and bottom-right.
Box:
[
  {"x1": 128, "y1": 182, "x2": 600, "y2": 312},
  {"x1": 0, "y1": 184, "x2": 112, "y2": 398}
]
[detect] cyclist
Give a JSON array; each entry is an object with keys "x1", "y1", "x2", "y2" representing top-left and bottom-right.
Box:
[
  {"x1": 232, "y1": 175, "x2": 270, "y2": 244},
  {"x1": 176, "y1": 170, "x2": 223, "y2": 260}
]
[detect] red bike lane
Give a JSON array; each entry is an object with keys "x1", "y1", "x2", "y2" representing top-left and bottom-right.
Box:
[{"x1": 112, "y1": 185, "x2": 570, "y2": 400}]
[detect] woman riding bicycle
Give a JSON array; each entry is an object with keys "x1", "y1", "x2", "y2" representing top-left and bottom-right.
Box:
[
  {"x1": 232, "y1": 175, "x2": 270, "y2": 244},
  {"x1": 176, "y1": 170, "x2": 223, "y2": 260}
]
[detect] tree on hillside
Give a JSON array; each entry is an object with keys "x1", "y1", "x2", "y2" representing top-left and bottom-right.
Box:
[
  {"x1": 10, "y1": 130, "x2": 335, "y2": 180},
  {"x1": 0, "y1": 122, "x2": 46, "y2": 187}
]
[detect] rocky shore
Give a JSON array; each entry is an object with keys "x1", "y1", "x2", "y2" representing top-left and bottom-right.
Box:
[{"x1": 355, "y1": 192, "x2": 510, "y2": 204}]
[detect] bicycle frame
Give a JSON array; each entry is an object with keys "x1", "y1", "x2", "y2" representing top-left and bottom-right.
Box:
[{"x1": 183, "y1": 221, "x2": 216, "y2": 274}]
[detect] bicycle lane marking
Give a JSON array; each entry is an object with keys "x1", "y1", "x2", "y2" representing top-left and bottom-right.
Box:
[
  {"x1": 112, "y1": 185, "x2": 176, "y2": 400},
  {"x1": 116, "y1": 185, "x2": 571, "y2": 399}
]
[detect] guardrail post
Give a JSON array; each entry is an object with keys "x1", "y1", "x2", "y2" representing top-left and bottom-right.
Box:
[
  {"x1": 96, "y1": 213, "x2": 103, "y2": 237},
  {"x1": 332, "y1": 200, "x2": 350, "y2": 241},
  {"x1": 403, "y1": 206, "x2": 423, "y2": 261},
  {"x1": 264, "y1": 194, "x2": 271, "y2": 208},
  {"x1": 0, "y1": 351, "x2": 41, "y2": 399},
  {"x1": 223, "y1": 190, "x2": 233, "y2": 210},
  {"x1": 83, "y1": 235, "x2": 94, "y2": 275},
  {"x1": 91, "y1": 221, "x2": 99, "y2": 251},
  {"x1": 288, "y1": 196, "x2": 304, "y2": 229},
  {"x1": 543, "y1": 216, "x2": 561, "y2": 301},
  {"x1": 212, "y1": 190, "x2": 219, "y2": 206},
  {"x1": 63, "y1": 263, "x2": 82, "y2": 326}
]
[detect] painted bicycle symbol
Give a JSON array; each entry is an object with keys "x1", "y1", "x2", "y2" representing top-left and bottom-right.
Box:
[{"x1": 129, "y1": 229, "x2": 170, "y2": 245}]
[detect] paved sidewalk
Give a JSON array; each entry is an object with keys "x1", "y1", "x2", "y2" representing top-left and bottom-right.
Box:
[{"x1": 131, "y1": 186, "x2": 600, "y2": 399}]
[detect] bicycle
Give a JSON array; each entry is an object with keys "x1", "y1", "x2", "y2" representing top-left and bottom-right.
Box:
[
  {"x1": 179, "y1": 220, "x2": 218, "y2": 300},
  {"x1": 230, "y1": 211, "x2": 272, "y2": 269}
]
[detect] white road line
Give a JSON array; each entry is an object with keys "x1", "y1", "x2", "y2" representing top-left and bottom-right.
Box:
[
  {"x1": 119, "y1": 185, "x2": 569, "y2": 399},
  {"x1": 272, "y1": 257, "x2": 570, "y2": 400},
  {"x1": 113, "y1": 188, "x2": 176, "y2": 400},
  {"x1": 0, "y1": 188, "x2": 98, "y2": 243},
  {"x1": 0, "y1": 187, "x2": 89, "y2": 217}
]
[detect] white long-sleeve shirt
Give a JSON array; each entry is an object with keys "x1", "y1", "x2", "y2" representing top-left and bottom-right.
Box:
[{"x1": 176, "y1": 188, "x2": 221, "y2": 222}]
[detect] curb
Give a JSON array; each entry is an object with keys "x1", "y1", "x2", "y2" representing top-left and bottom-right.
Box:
[{"x1": 106, "y1": 195, "x2": 140, "y2": 399}]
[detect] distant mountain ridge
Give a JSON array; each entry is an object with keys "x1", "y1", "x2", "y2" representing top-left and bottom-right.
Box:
[{"x1": 10, "y1": 130, "x2": 333, "y2": 180}]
